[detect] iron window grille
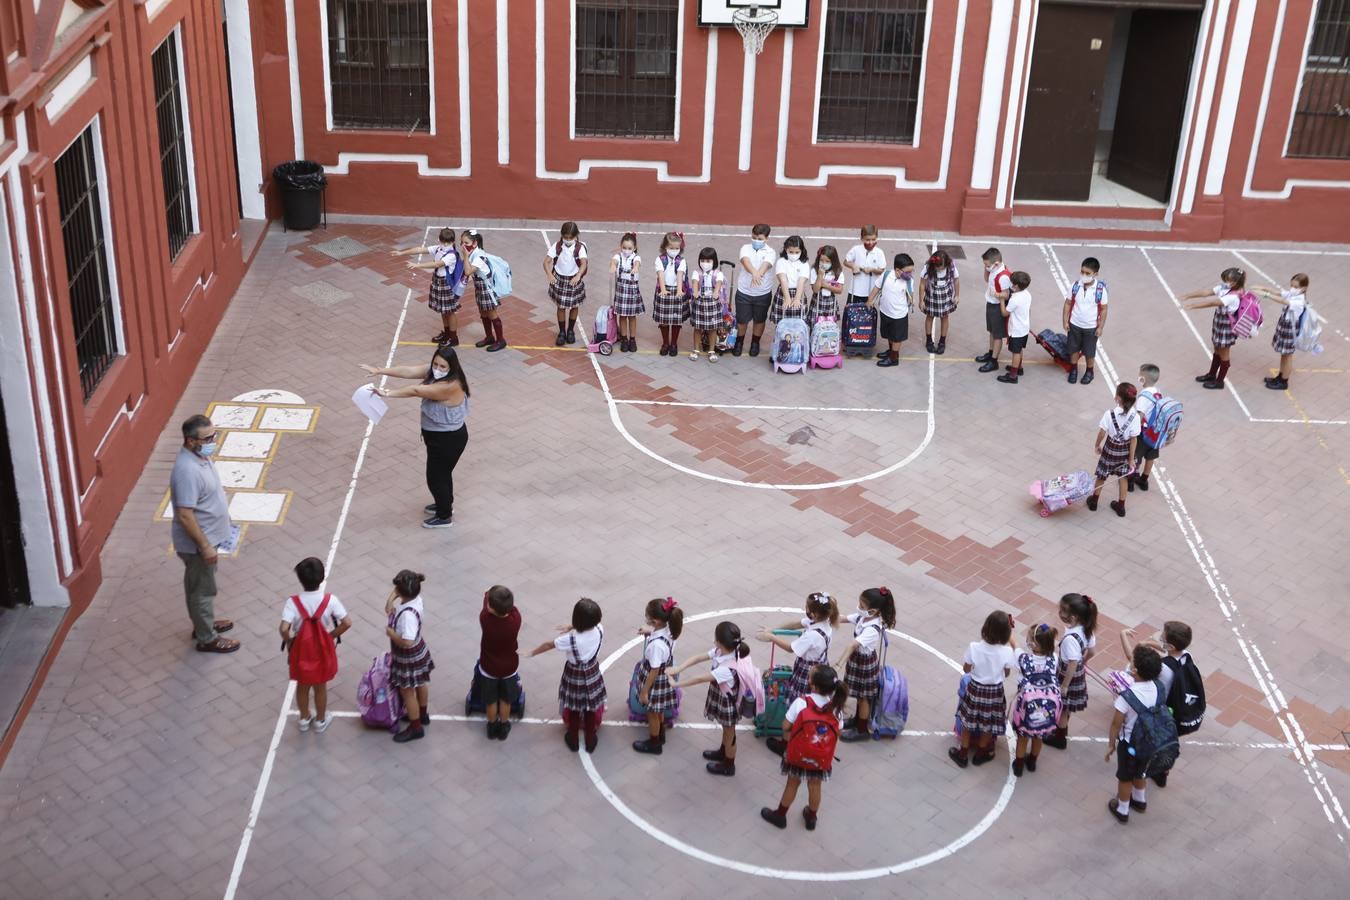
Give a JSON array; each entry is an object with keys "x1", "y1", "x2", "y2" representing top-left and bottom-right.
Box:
[
  {"x1": 818, "y1": 0, "x2": 926, "y2": 144},
  {"x1": 575, "y1": 0, "x2": 679, "y2": 138},
  {"x1": 55, "y1": 127, "x2": 119, "y2": 401},
  {"x1": 1289, "y1": 0, "x2": 1350, "y2": 159},
  {"x1": 152, "y1": 33, "x2": 195, "y2": 261},
  {"x1": 327, "y1": 0, "x2": 430, "y2": 131}
]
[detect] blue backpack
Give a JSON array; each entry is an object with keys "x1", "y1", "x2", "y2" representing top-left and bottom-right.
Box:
[
  {"x1": 480, "y1": 252, "x2": 513, "y2": 297},
  {"x1": 1121, "y1": 680, "x2": 1181, "y2": 776},
  {"x1": 870, "y1": 632, "x2": 908, "y2": 739}
]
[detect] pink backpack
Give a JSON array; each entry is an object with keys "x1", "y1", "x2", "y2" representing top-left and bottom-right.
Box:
[
  {"x1": 1229, "y1": 290, "x2": 1264, "y2": 339},
  {"x1": 357, "y1": 653, "x2": 404, "y2": 731},
  {"x1": 728, "y1": 652, "x2": 765, "y2": 718}
]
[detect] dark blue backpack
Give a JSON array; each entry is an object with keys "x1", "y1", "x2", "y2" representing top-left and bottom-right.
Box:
[{"x1": 1122, "y1": 680, "x2": 1181, "y2": 776}]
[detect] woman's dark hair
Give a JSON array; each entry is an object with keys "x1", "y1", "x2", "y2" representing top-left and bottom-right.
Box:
[
  {"x1": 1115, "y1": 381, "x2": 1138, "y2": 413},
  {"x1": 1221, "y1": 266, "x2": 1246, "y2": 290},
  {"x1": 560, "y1": 221, "x2": 579, "y2": 239},
  {"x1": 860, "y1": 587, "x2": 896, "y2": 629},
  {"x1": 923, "y1": 250, "x2": 953, "y2": 279},
  {"x1": 981, "y1": 610, "x2": 1013, "y2": 645},
  {"x1": 698, "y1": 246, "x2": 720, "y2": 268},
  {"x1": 620, "y1": 232, "x2": 638, "y2": 250},
  {"x1": 294, "y1": 557, "x2": 325, "y2": 592},
  {"x1": 809, "y1": 664, "x2": 849, "y2": 713},
  {"x1": 815, "y1": 244, "x2": 841, "y2": 275},
  {"x1": 572, "y1": 597, "x2": 602, "y2": 632},
  {"x1": 1132, "y1": 645, "x2": 1163, "y2": 681},
  {"x1": 487, "y1": 585, "x2": 514, "y2": 616},
  {"x1": 805, "y1": 591, "x2": 840, "y2": 627},
  {"x1": 392, "y1": 569, "x2": 425, "y2": 599},
  {"x1": 423, "y1": 345, "x2": 471, "y2": 397},
  {"x1": 781, "y1": 235, "x2": 806, "y2": 259},
  {"x1": 714, "y1": 621, "x2": 751, "y2": 658},
  {"x1": 1010, "y1": 271, "x2": 1031, "y2": 291},
  {"x1": 645, "y1": 597, "x2": 684, "y2": 639},
  {"x1": 1029, "y1": 623, "x2": 1058, "y2": 656},
  {"x1": 462, "y1": 228, "x2": 484, "y2": 249},
  {"x1": 1081, "y1": 256, "x2": 1101, "y2": 274},
  {"x1": 752, "y1": 223, "x2": 771, "y2": 238},
  {"x1": 894, "y1": 253, "x2": 914, "y2": 270},
  {"x1": 1060, "y1": 592, "x2": 1098, "y2": 639},
  {"x1": 438, "y1": 227, "x2": 456, "y2": 244}
]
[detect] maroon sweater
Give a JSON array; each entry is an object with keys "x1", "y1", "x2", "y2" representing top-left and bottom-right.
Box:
[{"x1": 479, "y1": 595, "x2": 521, "y2": 678}]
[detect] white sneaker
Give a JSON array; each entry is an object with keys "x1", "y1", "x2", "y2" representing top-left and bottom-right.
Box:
[
  {"x1": 689, "y1": 350, "x2": 700, "y2": 360},
  {"x1": 708, "y1": 352, "x2": 718, "y2": 363},
  {"x1": 314, "y1": 713, "x2": 333, "y2": 734},
  {"x1": 297, "y1": 717, "x2": 313, "y2": 733}
]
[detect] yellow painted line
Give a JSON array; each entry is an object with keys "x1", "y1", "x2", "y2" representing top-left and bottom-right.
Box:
[{"x1": 1282, "y1": 387, "x2": 1350, "y2": 487}]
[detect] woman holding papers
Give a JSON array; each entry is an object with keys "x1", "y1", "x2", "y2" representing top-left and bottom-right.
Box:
[{"x1": 360, "y1": 346, "x2": 470, "y2": 529}]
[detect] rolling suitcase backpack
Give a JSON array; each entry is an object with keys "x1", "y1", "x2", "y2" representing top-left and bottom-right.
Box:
[
  {"x1": 773, "y1": 316, "x2": 810, "y2": 374},
  {"x1": 843, "y1": 301, "x2": 878, "y2": 356},
  {"x1": 869, "y1": 633, "x2": 909, "y2": 739},
  {"x1": 809, "y1": 315, "x2": 843, "y2": 369}
]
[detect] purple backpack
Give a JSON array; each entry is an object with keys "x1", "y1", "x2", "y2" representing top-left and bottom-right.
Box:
[{"x1": 358, "y1": 653, "x2": 404, "y2": 731}]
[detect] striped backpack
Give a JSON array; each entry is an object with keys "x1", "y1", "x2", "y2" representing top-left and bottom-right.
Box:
[{"x1": 1229, "y1": 290, "x2": 1264, "y2": 339}]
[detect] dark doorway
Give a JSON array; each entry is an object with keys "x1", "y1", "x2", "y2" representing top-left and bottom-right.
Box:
[{"x1": 0, "y1": 394, "x2": 31, "y2": 608}]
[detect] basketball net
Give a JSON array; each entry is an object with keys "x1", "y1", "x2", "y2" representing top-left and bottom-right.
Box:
[{"x1": 733, "y1": 4, "x2": 778, "y2": 56}]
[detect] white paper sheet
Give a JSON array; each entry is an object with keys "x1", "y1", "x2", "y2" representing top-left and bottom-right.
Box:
[
  {"x1": 217, "y1": 524, "x2": 243, "y2": 555},
  {"x1": 352, "y1": 384, "x2": 388, "y2": 425}
]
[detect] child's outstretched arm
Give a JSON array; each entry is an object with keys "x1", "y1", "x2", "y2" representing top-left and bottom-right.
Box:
[
  {"x1": 675, "y1": 671, "x2": 714, "y2": 688},
  {"x1": 833, "y1": 638, "x2": 860, "y2": 670},
  {"x1": 528, "y1": 640, "x2": 556, "y2": 657},
  {"x1": 667, "y1": 653, "x2": 705, "y2": 677}
]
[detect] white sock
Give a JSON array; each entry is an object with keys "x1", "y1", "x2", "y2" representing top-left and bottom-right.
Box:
[
  {"x1": 1117, "y1": 799, "x2": 1130, "y2": 815},
  {"x1": 1132, "y1": 788, "x2": 1146, "y2": 803}
]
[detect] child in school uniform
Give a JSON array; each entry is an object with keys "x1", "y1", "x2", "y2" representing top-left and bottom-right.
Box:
[
  {"x1": 386, "y1": 569, "x2": 435, "y2": 744},
  {"x1": 949, "y1": 611, "x2": 1016, "y2": 768},
  {"x1": 844, "y1": 225, "x2": 886, "y2": 311},
  {"x1": 688, "y1": 247, "x2": 726, "y2": 362},
  {"x1": 976, "y1": 248, "x2": 1014, "y2": 373},
  {"x1": 1062, "y1": 257, "x2": 1109, "y2": 385},
  {"x1": 653, "y1": 232, "x2": 690, "y2": 357},
  {"x1": 919, "y1": 249, "x2": 960, "y2": 354},
  {"x1": 545, "y1": 221, "x2": 588, "y2": 347},
  {"x1": 668, "y1": 621, "x2": 750, "y2": 776},
  {"x1": 733, "y1": 224, "x2": 777, "y2": 357},
  {"x1": 608, "y1": 232, "x2": 644, "y2": 353},
  {"x1": 757, "y1": 592, "x2": 839, "y2": 755},
  {"x1": 394, "y1": 227, "x2": 462, "y2": 345},
  {"x1": 1088, "y1": 382, "x2": 1141, "y2": 517},
  {"x1": 632, "y1": 597, "x2": 683, "y2": 754},
  {"x1": 811, "y1": 245, "x2": 846, "y2": 322},
  {"x1": 279, "y1": 556, "x2": 352, "y2": 734},
  {"x1": 1045, "y1": 592, "x2": 1098, "y2": 749},
  {"x1": 460, "y1": 228, "x2": 506, "y2": 352},
  {"x1": 1011, "y1": 623, "x2": 1060, "y2": 776},
  {"x1": 1129, "y1": 364, "x2": 1164, "y2": 493},
  {"x1": 1121, "y1": 620, "x2": 1196, "y2": 788},
  {"x1": 868, "y1": 254, "x2": 914, "y2": 368},
  {"x1": 760, "y1": 665, "x2": 848, "y2": 831},
  {"x1": 1253, "y1": 273, "x2": 1311, "y2": 390},
  {"x1": 1106, "y1": 645, "x2": 1166, "y2": 823},
  {"x1": 476, "y1": 585, "x2": 521, "y2": 741},
  {"x1": 529, "y1": 597, "x2": 606, "y2": 752},
  {"x1": 996, "y1": 271, "x2": 1032, "y2": 384},
  {"x1": 771, "y1": 235, "x2": 814, "y2": 327},
  {"x1": 837, "y1": 586, "x2": 896, "y2": 742},
  {"x1": 1181, "y1": 266, "x2": 1248, "y2": 389}
]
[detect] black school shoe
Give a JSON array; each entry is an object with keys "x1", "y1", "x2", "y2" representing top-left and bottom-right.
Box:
[
  {"x1": 802, "y1": 808, "x2": 818, "y2": 831},
  {"x1": 1086, "y1": 495, "x2": 1099, "y2": 512},
  {"x1": 1107, "y1": 799, "x2": 1129, "y2": 824},
  {"x1": 632, "y1": 738, "x2": 663, "y2": 755},
  {"x1": 566, "y1": 329, "x2": 576, "y2": 345},
  {"x1": 996, "y1": 373, "x2": 1019, "y2": 384},
  {"x1": 749, "y1": 338, "x2": 762, "y2": 357},
  {"x1": 978, "y1": 360, "x2": 999, "y2": 373},
  {"x1": 705, "y1": 760, "x2": 736, "y2": 776},
  {"x1": 760, "y1": 807, "x2": 788, "y2": 829},
  {"x1": 703, "y1": 747, "x2": 726, "y2": 761},
  {"x1": 975, "y1": 351, "x2": 992, "y2": 363},
  {"x1": 1110, "y1": 500, "x2": 1126, "y2": 517},
  {"x1": 497, "y1": 720, "x2": 512, "y2": 741},
  {"x1": 555, "y1": 330, "x2": 566, "y2": 346},
  {"x1": 1081, "y1": 368, "x2": 1095, "y2": 385},
  {"x1": 1067, "y1": 368, "x2": 1078, "y2": 384},
  {"x1": 1150, "y1": 771, "x2": 1168, "y2": 788}
]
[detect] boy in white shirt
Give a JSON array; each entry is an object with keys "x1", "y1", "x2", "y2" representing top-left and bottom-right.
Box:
[
  {"x1": 1130, "y1": 363, "x2": 1163, "y2": 492},
  {"x1": 997, "y1": 271, "x2": 1032, "y2": 384},
  {"x1": 867, "y1": 253, "x2": 914, "y2": 368},
  {"x1": 977, "y1": 247, "x2": 1014, "y2": 372},
  {"x1": 1062, "y1": 257, "x2": 1109, "y2": 385},
  {"x1": 1106, "y1": 645, "x2": 1167, "y2": 823},
  {"x1": 733, "y1": 223, "x2": 777, "y2": 357},
  {"x1": 843, "y1": 224, "x2": 886, "y2": 307},
  {"x1": 279, "y1": 557, "x2": 352, "y2": 734}
]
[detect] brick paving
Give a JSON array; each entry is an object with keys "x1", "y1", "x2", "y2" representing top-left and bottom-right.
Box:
[{"x1": 1, "y1": 221, "x2": 1348, "y2": 898}]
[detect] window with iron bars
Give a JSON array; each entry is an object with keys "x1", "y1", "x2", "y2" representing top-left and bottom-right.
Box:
[
  {"x1": 818, "y1": 0, "x2": 926, "y2": 144},
  {"x1": 55, "y1": 127, "x2": 120, "y2": 401},
  {"x1": 152, "y1": 33, "x2": 195, "y2": 261},
  {"x1": 327, "y1": 0, "x2": 430, "y2": 131},
  {"x1": 575, "y1": 0, "x2": 679, "y2": 138},
  {"x1": 1289, "y1": 0, "x2": 1350, "y2": 159}
]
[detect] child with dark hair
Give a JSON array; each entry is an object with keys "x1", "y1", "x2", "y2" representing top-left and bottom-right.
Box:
[
  {"x1": 477, "y1": 585, "x2": 522, "y2": 740},
  {"x1": 868, "y1": 254, "x2": 914, "y2": 368},
  {"x1": 394, "y1": 227, "x2": 461, "y2": 345},
  {"x1": 279, "y1": 556, "x2": 351, "y2": 734},
  {"x1": 771, "y1": 235, "x2": 814, "y2": 326},
  {"x1": 1181, "y1": 266, "x2": 1248, "y2": 389},
  {"x1": 949, "y1": 611, "x2": 1016, "y2": 768},
  {"x1": 757, "y1": 592, "x2": 839, "y2": 755},
  {"x1": 632, "y1": 598, "x2": 684, "y2": 754},
  {"x1": 608, "y1": 233, "x2": 644, "y2": 353},
  {"x1": 1106, "y1": 645, "x2": 1165, "y2": 823},
  {"x1": 761, "y1": 665, "x2": 849, "y2": 831},
  {"x1": 1062, "y1": 256, "x2": 1109, "y2": 385},
  {"x1": 654, "y1": 232, "x2": 690, "y2": 356},
  {"x1": 811, "y1": 244, "x2": 846, "y2": 322},
  {"x1": 545, "y1": 221, "x2": 589, "y2": 346},
  {"x1": 997, "y1": 271, "x2": 1032, "y2": 384},
  {"x1": 689, "y1": 247, "x2": 726, "y2": 362},
  {"x1": 837, "y1": 586, "x2": 897, "y2": 741},
  {"x1": 1130, "y1": 364, "x2": 1164, "y2": 493},
  {"x1": 920, "y1": 249, "x2": 959, "y2": 354},
  {"x1": 669, "y1": 621, "x2": 751, "y2": 776},
  {"x1": 530, "y1": 597, "x2": 606, "y2": 752},
  {"x1": 734, "y1": 224, "x2": 776, "y2": 357},
  {"x1": 977, "y1": 248, "x2": 1014, "y2": 372},
  {"x1": 1011, "y1": 623, "x2": 1060, "y2": 776},
  {"x1": 460, "y1": 228, "x2": 506, "y2": 352},
  {"x1": 1121, "y1": 620, "x2": 1196, "y2": 788},
  {"x1": 1089, "y1": 382, "x2": 1140, "y2": 517},
  {"x1": 386, "y1": 569, "x2": 435, "y2": 743},
  {"x1": 1046, "y1": 593, "x2": 1098, "y2": 749}
]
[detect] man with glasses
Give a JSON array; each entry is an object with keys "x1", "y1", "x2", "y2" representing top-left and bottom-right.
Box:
[{"x1": 171, "y1": 414, "x2": 240, "y2": 653}]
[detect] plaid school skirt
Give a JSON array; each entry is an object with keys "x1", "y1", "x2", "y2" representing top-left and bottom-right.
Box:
[
  {"x1": 428, "y1": 273, "x2": 460, "y2": 314},
  {"x1": 472, "y1": 273, "x2": 500, "y2": 313},
  {"x1": 389, "y1": 638, "x2": 435, "y2": 689},
  {"x1": 786, "y1": 655, "x2": 820, "y2": 702},
  {"x1": 956, "y1": 679, "x2": 1007, "y2": 736},
  {"x1": 549, "y1": 277, "x2": 587, "y2": 309},
  {"x1": 770, "y1": 288, "x2": 808, "y2": 324},
  {"x1": 1095, "y1": 435, "x2": 1133, "y2": 478},
  {"x1": 651, "y1": 287, "x2": 689, "y2": 325},
  {"x1": 558, "y1": 658, "x2": 607, "y2": 712},
  {"x1": 1059, "y1": 659, "x2": 1089, "y2": 712},
  {"x1": 781, "y1": 758, "x2": 831, "y2": 782},
  {"x1": 613, "y1": 275, "x2": 645, "y2": 317},
  {"x1": 703, "y1": 675, "x2": 741, "y2": 727},
  {"x1": 637, "y1": 660, "x2": 677, "y2": 712},
  {"x1": 1211, "y1": 307, "x2": 1235, "y2": 348},
  {"x1": 811, "y1": 291, "x2": 838, "y2": 322},
  {"x1": 844, "y1": 650, "x2": 881, "y2": 701},
  {"x1": 1271, "y1": 308, "x2": 1297, "y2": 354},
  {"x1": 689, "y1": 290, "x2": 722, "y2": 330},
  {"x1": 922, "y1": 274, "x2": 957, "y2": 317}
]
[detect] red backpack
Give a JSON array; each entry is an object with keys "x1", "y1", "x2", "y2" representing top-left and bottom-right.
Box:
[
  {"x1": 784, "y1": 697, "x2": 839, "y2": 772},
  {"x1": 288, "y1": 594, "x2": 338, "y2": 684}
]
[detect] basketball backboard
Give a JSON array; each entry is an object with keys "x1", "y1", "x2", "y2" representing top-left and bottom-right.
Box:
[{"x1": 697, "y1": 0, "x2": 811, "y2": 28}]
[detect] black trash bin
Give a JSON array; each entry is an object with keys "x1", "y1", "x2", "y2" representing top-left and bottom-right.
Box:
[{"x1": 273, "y1": 160, "x2": 327, "y2": 231}]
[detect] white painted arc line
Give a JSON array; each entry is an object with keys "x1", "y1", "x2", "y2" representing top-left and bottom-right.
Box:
[
  {"x1": 611, "y1": 398, "x2": 930, "y2": 414},
  {"x1": 222, "y1": 227, "x2": 434, "y2": 900}
]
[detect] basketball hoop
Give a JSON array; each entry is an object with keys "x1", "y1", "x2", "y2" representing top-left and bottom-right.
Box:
[{"x1": 733, "y1": 3, "x2": 778, "y2": 56}]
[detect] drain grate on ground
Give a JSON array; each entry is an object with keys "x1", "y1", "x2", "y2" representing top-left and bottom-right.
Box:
[
  {"x1": 291, "y1": 281, "x2": 352, "y2": 308},
  {"x1": 934, "y1": 244, "x2": 966, "y2": 260},
  {"x1": 311, "y1": 236, "x2": 372, "y2": 261}
]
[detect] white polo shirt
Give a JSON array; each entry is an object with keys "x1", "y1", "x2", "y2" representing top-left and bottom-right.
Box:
[
  {"x1": 1006, "y1": 289, "x2": 1032, "y2": 338},
  {"x1": 737, "y1": 243, "x2": 778, "y2": 296},
  {"x1": 845, "y1": 244, "x2": 887, "y2": 297},
  {"x1": 548, "y1": 240, "x2": 587, "y2": 278}
]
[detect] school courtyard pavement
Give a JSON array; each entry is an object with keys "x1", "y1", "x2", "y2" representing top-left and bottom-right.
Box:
[{"x1": 1, "y1": 219, "x2": 1348, "y2": 899}]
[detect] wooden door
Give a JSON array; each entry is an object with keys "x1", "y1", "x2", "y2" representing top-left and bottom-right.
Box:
[
  {"x1": 1108, "y1": 9, "x2": 1202, "y2": 202},
  {"x1": 1014, "y1": 4, "x2": 1117, "y2": 201}
]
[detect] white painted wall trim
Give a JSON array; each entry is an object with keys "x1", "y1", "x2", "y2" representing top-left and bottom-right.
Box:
[
  {"x1": 43, "y1": 53, "x2": 93, "y2": 122},
  {"x1": 1202, "y1": 0, "x2": 1256, "y2": 196},
  {"x1": 285, "y1": 0, "x2": 303, "y2": 158},
  {"x1": 737, "y1": 50, "x2": 757, "y2": 171},
  {"x1": 167, "y1": 26, "x2": 201, "y2": 235},
  {"x1": 319, "y1": 0, "x2": 333, "y2": 132},
  {"x1": 910, "y1": 0, "x2": 934, "y2": 150},
  {"x1": 996, "y1": 0, "x2": 1033, "y2": 207},
  {"x1": 496, "y1": 0, "x2": 510, "y2": 164},
  {"x1": 224, "y1": 0, "x2": 265, "y2": 219},
  {"x1": 1164, "y1": 0, "x2": 1216, "y2": 223},
  {"x1": 145, "y1": 0, "x2": 171, "y2": 18},
  {"x1": 1180, "y1": 0, "x2": 1231, "y2": 214},
  {"x1": 970, "y1": 0, "x2": 1013, "y2": 191},
  {"x1": 425, "y1": 0, "x2": 437, "y2": 136}
]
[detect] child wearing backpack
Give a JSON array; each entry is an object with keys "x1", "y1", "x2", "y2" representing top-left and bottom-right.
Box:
[
  {"x1": 868, "y1": 254, "x2": 913, "y2": 368},
  {"x1": 1253, "y1": 273, "x2": 1310, "y2": 390},
  {"x1": 653, "y1": 232, "x2": 690, "y2": 357},
  {"x1": 608, "y1": 233, "x2": 644, "y2": 353},
  {"x1": 544, "y1": 221, "x2": 588, "y2": 347},
  {"x1": 477, "y1": 585, "x2": 521, "y2": 741},
  {"x1": 1181, "y1": 266, "x2": 1250, "y2": 390},
  {"x1": 1121, "y1": 620, "x2": 1202, "y2": 787},
  {"x1": 996, "y1": 271, "x2": 1032, "y2": 384},
  {"x1": 1011, "y1": 623, "x2": 1061, "y2": 776},
  {"x1": 1088, "y1": 382, "x2": 1141, "y2": 517},
  {"x1": 529, "y1": 597, "x2": 606, "y2": 753},
  {"x1": 1045, "y1": 593, "x2": 1098, "y2": 749},
  {"x1": 460, "y1": 228, "x2": 507, "y2": 352},
  {"x1": 756, "y1": 592, "x2": 839, "y2": 755},
  {"x1": 632, "y1": 597, "x2": 683, "y2": 754},
  {"x1": 760, "y1": 664, "x2": 848, "y2": 831},
  {"x1": 386, "y1": 569, "x2": 435, "y2": 744},
  {"x1": 668, "y1": 621, "x2": 751, "y2": 776},
  {"x1": 1107, "y1": 645, "x2": 1176, "y2": 823},
  {"x1": 1129, "y1": 364, "x2": 1165, "y2": 494},
  {"x1": 394, "y1": 227, "x2": 462, "y2": 345},
  {"x1": 919, "y1": 249, "x2": 959, "y2": 354},
  {"x1": 1061, "y1": 257, "x2": 1109, "y2": 385},
  {"x1": 279, "y1": 557, "x2": 352, "y2": 734},
  {"x1": 949, "y1": 611, "x2": 1016, "y2": 768},
  {"x1": 837, "y1": 587, "x2": 896, "y2": 742},
  {"x1": 688, "y1": 248, "x2": 726, "y2": 362}
]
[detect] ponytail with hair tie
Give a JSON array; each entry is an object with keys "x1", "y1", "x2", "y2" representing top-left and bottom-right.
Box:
[{"x1": 661, "y1": 596, "x2": 677, "y2": 613}]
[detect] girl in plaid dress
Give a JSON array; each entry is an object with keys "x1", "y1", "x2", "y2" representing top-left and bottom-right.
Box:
[
  {"x1": 544, "y1": 221, "x2": 588, "y2": 347},
  {"x1": 1012, "y1": 623, "x2": 1060, "y2": 777},
  {"x1": 760, "y1": 665, "x2": 848, "y2": 831},
  {"x1": 687, "y1": 248, "x2": 726, "y2": 362},
  {"x1": 529, "y1": 598, "x2": 606, "y2": 753},
  {"x1": 919, "y1": 250, "x2": 959, "y2": 354},
  {"x1": 837, "y1": 587, "x2": 897, "y2": 742},
  {"x1": 1087, "y1": 382, "x2": 1140, "y2": 517},
  {"x1": 1181, "y1": 267, "x2": 1247, "y2": 389},
  {"x1": 394, "y1": 227, "x2": 462, "y2": 345},
  {"x1": 948, "y1": 611, "x2": 1016, "y2": 768},
  {"x1": 1254, "y1": 273, "x2": 1310, "y2": 390},
  {"x1": 756, "y1": 592, "x2": 838, "y2": 756},
  {"x1": 460, "y1": 229, "x2": 507, "y2": 352},
  {"x1": 770, "y1": 235, "x2": 814, "y2": 325},
  {"x1": 669, "y1": 621, "x2": 749, "y2": 776},
  {"x1": 386, "y1": 570, "x2": 436, "y2": 744},
  {"x1": 810, "y1": 245, "x2": 845, "y2": 322},
  {"x1": 633, "y1": 597, "x2": 683, "y2": 754},
  {"x1": 653, "y1": 232, "x2": 690, "y2": 356},
  {"x1": 608, "y1": 233, "x2": 644, "y2": 353},
  {"x1": 1045, "y1": 593, "x2": 1099, "y2": 750}
]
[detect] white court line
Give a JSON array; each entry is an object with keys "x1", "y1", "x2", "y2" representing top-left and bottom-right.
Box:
[
  {"x1": 223, "y1": 227, "x2": 432, "y2": 900},
  {"x1": 612, "y1": 398, "x2": 929, "y2": 414},
  {"x1": 1043, "y1": 244, "x2": 1350, "y2": 852}
]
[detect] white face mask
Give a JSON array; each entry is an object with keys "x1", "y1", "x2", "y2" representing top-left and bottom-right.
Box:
[
  {"x1": 667, "y1": 247, "x2": 680, "y2": 258},
  {"x1": 1282, "y1": 287, "x2": 1300, "y2": 299},
  {"x1": 431, "y1": 367, "x2": 450, "y2": 380},
  {"x1": 1080, "y1": 274, "x2": 1095, "y2": 285},
  {"x1": 700, "y1": 261, "x2": 714, "y2": 272},
  {"x1": 936, "y1": 267, "x2": 947, "y2": 276},
  {"x1": 787, "y1": 252, "x2": 801, "y2": 262},
  {"x1": 563, "y1": 239, "x2": 575, "y2": 248}
]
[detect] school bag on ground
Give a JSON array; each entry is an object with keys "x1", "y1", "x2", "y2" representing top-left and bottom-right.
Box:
[
  {"x1": 1121, "y1": 681, "x2": 1181, "y2": 776},
  {"x1": 784, "y1": 697, "x2": 840, "y2": 772},
  {"x1": 1010, "y1": 660, "x2": 1062, "y2": 739},
  {"x1": 357, "y1": 653, "x2": 404, "y2": 732},
  {"x1": 870, "y1": 634, "x2": 908, "y2": 739},
  {"x1": 1295, "y1": 306, "x2": 1324, "y2": 354},
  {"x1": 773, "y1": 316, "x2": 810, "y2": 374},
  {"x1": 1162, "y1": 653, "x2": 1206, "y2": 735},
  {"x1": 1141, "y1": 392, "x2": 1184, "y2": 450},
  {"x1": 287, "y1": 594, "x2": 338, "y2": 684},
  {"x1": 843, "y1": 301, "x2": 877, "y2": 354},
  {"x1": 1229, "y1": 290, "x2": 1263, "y2": 339},
  {"x1": 481, "y1": 252, "x2": 514, "y2": 297},
  {"x1": 465, "y1": 662, "x2": 526, "y2": 719},
  {"x1": 755, "y1": 629, "x2": 797, "y2": 739},
  {"x1": 809, "y1": 315, "x2": 843, "y2": 369},
  {"x1": 626, "y1": 638, "x2": 682, "y2": 723}
]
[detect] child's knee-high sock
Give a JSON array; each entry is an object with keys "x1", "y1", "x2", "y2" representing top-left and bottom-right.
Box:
[
  {"x1": 566, "y1": 711, "x2": 580, "y2": 740},
  {"x1": 1214, "y1": 359, "x2": 1231, "y2": 385},
  {"x1": 481, "y1": 315, "x2": 493, "y2": 336},
  {"x1": 659, "y1": 324, "x2": 671, "y2": 347},
  {"x1": 492, "y1": 318, "x2": 504, "y2": 342},
  {"x1": 671, "y1": 325, "x2": 682, "y2": 348},
  {"x1": 1201, "y1": 351, "x2": 1220, "y2": 379}
]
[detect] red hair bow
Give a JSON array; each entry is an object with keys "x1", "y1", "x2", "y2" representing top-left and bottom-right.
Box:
[{"x1": 661, "y1": 597, "x2": 677, "y2": 613}]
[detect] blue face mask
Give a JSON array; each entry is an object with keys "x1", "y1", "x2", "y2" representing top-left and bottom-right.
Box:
[
  {"x1": 199, "y1": 441, "x2": 218, "y2": 457},
  {"x1": 751, "y1": 239, "x2": 765, "y2": 250}
]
